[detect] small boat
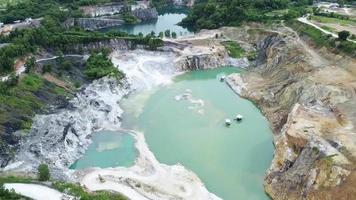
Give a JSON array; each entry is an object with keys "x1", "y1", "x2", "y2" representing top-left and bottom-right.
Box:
[
  {"x1": 235, "y1": 114, "x2": 243, "y2": 121},
  {"x1": 220, "y1": 76, "x2": 226, "y2": 82},
  {"x1": 225, "y1": 118, "x2": 231, "y2": 126}
]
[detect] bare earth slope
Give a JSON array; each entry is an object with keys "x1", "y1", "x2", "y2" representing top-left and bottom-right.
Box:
[{"x1": 223, "y1": 24, "x2": 356, "y2": 200}]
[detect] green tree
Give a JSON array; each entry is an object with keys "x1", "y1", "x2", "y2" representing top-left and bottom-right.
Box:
[
  {"x1": 5, "y1": 73, "x2": 19, "y2": 87},
  {"x1": 172, "y1": 32, "x2": 177, "y2": 39},
  {"x1": 42, "y1": 64, "x2": 52, "y2": 74},
  {"x1": 150, "y1": 31, "x2": 156, "y2": 37},
  {"x1": 85, "y1": 51, "x2": 123, "y2": 79},
  {"x1": 164, "y1": 29, "x2": 171, "y2": 37},
  {"x1": 337, "y1": 0, "x2": 345, "y2": 7},
  {"x1": 338, "y1": 30, "x2": 350, "y2": 41},
  {"x1": 60, "y1": 60, "x2": 72, "y2": 71},
  {"x1": 25, "y1": 57, "x2": 36, "y2": 73},
  {"x1": 38, "y1": 163, "x2": 50, "y2": 181},
  {"x1": 159, "y1": 32, "x2": 164, "y2": 38},
  {"x1": 284, "y1": 10, "x2": 299, "y2": 20},
  {"x1": 147, "y1": 38, "x2": 159, "y2": 50},
  {"x1": 100, "y1": 48, "x2": 111, "y2": 57},
  {"x1": 0, "y1": 183, "x2": 25, "y2": 199},
  {"x1": 0, "y1": 56, "x2": 14, "y2": 72}
]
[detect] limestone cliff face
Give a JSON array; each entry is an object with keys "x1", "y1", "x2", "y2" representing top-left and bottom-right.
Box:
[
  {"x1": 80, "y1": 3, "x2": 125, "y2": 17},
  {"x1": 132, "y1": 8, "x2": 158, "y2": 21},
  {"x1": 224, "y1": 25, "x2": 356, "y2": 199},
  {"x1": 65, "y1": 39, "x2": 136, "y2": 53},
  {"x1": 170, "y1": 0, "x2": 195, "y2": 7},
  {"x1": 174, "y1": 45, "x2": 229, "y2": 70},
  {"x1": 76, "y1": 3, "x2": 157, "y2": 29},
  {"x1": 63, "y1": 18, "x2": 124, "y2": 31}
]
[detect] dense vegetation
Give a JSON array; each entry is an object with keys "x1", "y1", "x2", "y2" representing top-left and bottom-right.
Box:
[
  {"x1": 0, "y1": 176, "x2": 33, "y2": 200},
  {"x1": 0, "y1": 0, "x2": 83, "y2": 24},
  {"x1": 0, "y1": 184, "x2": 30, "y2": 200},
  {"x1": 221, "y1": 41, "x2": 256, "y2": 60},
  {"x1": 221, "y1": 41, "x2": 245, "y2": 58},
  {"x1": 150, "y1": 0, "x2": 167, "y2": 9},
  {"x1": 338, "y1": 30, "x2": 350, "y2": 41},
  {"x1": 0, "y1": 174, "x2": 127, "y2": 200},
  {"x1": 37, "y1": 164, "x2": 50, "y2": 181},
  {"x1": 53, "y1": 181, "x2": 127, "y2": 200},
  {"x1": 0, "y1": 17, "x2": 163, "y2": 74},
  {"x1": 0, "y1": 0, "x2": 163, "y2": 74},
  {"x1": 121, "y1": 12, "x2": 139, "y2": 24},
  {"x1": 85, "y1": 49, "x2": 124, "y2": 79},
  {"x1": 0, "y1": 73, "x2": 71, "y2": 132},
  {"x1": 287, "y1": 19, "x2": 356, "y2": 57},
  {"x1": 180, "y1": 0, "x2": 313, "y2": 30},
  {"x1": 0, "y1": 0, "x2": 131, "y2": 23}
]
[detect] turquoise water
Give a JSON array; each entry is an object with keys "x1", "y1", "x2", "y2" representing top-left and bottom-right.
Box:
[
  {"x1": 104, "y1": 8, "x2": 193, "y2": 36},
  {"x1": 70, "y1": 130, "x2": 137, "y2": 169},
  {"x1": 121, "y1": 67, "x2": 274, "y2": 200}
]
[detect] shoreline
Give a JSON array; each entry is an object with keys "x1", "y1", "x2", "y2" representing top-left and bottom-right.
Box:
[
  {"x1": 76, "y1": 129, "x2": 221, "y2": 200},
  {"x1": 2, "y1": 32, "x2": 237, "y2": 199}
]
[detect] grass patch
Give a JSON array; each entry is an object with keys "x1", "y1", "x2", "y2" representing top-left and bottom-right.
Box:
[
  {"x1": 18, "y1": 74, "x2": 44, "y2": 92},
  {"x1": 0, "y1": 176, "x2": 127, "y2": 200},
  {"x1": 53, "y1": 86, "x2": 70, "y2": 97},
  {"x1": 121, "y1": 13, "x2": 139, "y2": 24},
  {"x1": 221, "y1": 41, "x2": 245, "y2": 58},
  {"x1": 52, "y1": 182, "x2": 127, "y2": 200},
  {"x1": 0, "y1": 176, "x2": 33, "y2": 185},
  {"x1": 265, "y1": 9, "x2": 289, "y2": 17},
  {"x1": 0, "y1": 176, "x2": 33, "y2": 199},
  {"x1": 0, "y1": 74, "x2": 45, "y2": 114},
  {"x1": 311, "y1": 15, "x2": 356, "y2": 26},
  {"x1": 287, "y1": 19, "x2": 332, "y2": 47},
  {"x1": 321, "y1": 154, "x2": 337, "y2": 166},
  {"x1": 221, "y1": 40, "x2": 256, "y2": 60},
  {"x1": 287, "y1": 20, "x2": 356, "y2": 57},
  {"x1": 0, "y1": 73, "x2": 73, "y2": 135},
  {"x1": 321, "y1": 25, "x2": 335, "y2": 32}
]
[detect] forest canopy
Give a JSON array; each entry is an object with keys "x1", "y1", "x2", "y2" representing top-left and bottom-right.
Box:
[{"x1": 180, "y1": 0, "x2": 313, "y2": 30}]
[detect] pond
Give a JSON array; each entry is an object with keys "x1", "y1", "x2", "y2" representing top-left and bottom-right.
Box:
[
  {"x1": 103, "y1": 7, "x2": 193, "y2": 36},
  {"x1": 121, "y1": 67, "x2": 274, "y2": 200}
]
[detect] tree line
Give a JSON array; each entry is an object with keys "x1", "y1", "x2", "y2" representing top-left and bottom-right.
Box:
[
  {"x1": 0, "y1": 15, "x2": 163, "y2": 74},
  {"x1": 180, "y1": 0, "x2": 313, "y2": 30}
]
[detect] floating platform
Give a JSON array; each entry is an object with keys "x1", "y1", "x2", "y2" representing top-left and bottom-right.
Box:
[
  {"x1": 225, "y1": 118, "x2": 231, "y2": 126},
  {"x1": 235, "y1": 114, "x2": 243, "y2": 121}
]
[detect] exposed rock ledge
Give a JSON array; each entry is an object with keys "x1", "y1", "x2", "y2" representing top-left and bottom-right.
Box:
[
  {"x1": 132, "y1": 8, "x2": 158, "y2": 21},
  {"x1": 63, "y1": 18, "x2": 124, "y2": 31},
  {"x1": 80, "y1": 3, "x2": 125, "y2": 17},
  {"x1": 171, "y1": 0, "x2": 195, "y2": 7},
  {"x1": 224, "y1": 24, "x2": 356, "y2": 199}
]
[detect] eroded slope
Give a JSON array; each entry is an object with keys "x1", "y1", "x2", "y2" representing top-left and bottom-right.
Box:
[{"x1": 224, "y1": 24, "x2": 356, "y2": 199}]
